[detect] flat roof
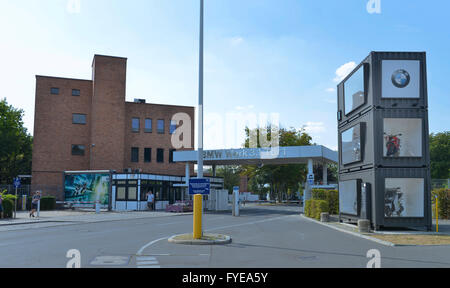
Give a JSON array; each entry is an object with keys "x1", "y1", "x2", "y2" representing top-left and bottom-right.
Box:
[{"x1": 173, "y1": 146, "x2": 338, "y2": 165}]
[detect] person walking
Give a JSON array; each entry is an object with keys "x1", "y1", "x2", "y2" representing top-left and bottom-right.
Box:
[
  {"x1": 29, "y1": 191, "x2": 41, "y2": 218},
  {"x1": 146, "y1": 191, "x2": 154, "y2": 211}
]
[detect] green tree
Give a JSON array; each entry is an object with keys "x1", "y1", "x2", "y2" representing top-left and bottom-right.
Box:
[
  {"x1": 430, "y1": 132, "x2": 450, "y2": 179},
  {"x1": 0, "y1": 99, "x2": 33, "y2": 184},
  {"x1": 242, "y1": 125, "x2": 313, "y2": 202},
  {"x1": 215, "y1": 165, "x2": 241, "y2": 194}
]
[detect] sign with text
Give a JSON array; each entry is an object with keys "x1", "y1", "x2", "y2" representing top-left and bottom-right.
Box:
[{"x1": 189, "y1": 178, "x2": 211, "y2": 195}]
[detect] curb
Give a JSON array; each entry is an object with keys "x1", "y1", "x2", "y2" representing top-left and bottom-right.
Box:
[
  {"x1": 300, "y1": 214, "x2": 396, "y2": 247},
  {"x1": 168, "y1": 233, "x2": 232, "y2": 246}
]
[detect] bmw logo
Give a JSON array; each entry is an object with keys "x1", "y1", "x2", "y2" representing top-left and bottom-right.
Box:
[{"x1": 391, "y1": 69, "x2": 411, "y2": 88}]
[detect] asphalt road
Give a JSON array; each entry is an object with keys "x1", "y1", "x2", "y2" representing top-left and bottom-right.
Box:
[{"x1": 0, "y1": 205, "x2": 449, "y2": 268}]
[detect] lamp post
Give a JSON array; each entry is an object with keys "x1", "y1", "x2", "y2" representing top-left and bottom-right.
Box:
[{"x1": 198, "y1": 0, "x2": 204, "y2": 179}]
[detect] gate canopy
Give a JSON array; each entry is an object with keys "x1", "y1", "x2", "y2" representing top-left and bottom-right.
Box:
[{"x1": 173, "y1": 146, "x2": 338, "y2": 166}]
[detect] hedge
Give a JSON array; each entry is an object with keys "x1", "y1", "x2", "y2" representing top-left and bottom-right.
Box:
[
  {"x1": 432, "y1": 189, "x2": 450, "y2": 219},
  {"x1": 1, "y1": 199, "x2": 14, "y2": 218},
  {"x1": 312, "y1": 189, "x2": 339, "y2": 215},
  {"x1": 305, "y1": 199, "x2": 329, "y2": 220}
]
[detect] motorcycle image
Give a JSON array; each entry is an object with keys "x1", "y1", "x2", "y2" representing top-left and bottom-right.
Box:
[
  {"x1": 384, "y1": 187, "x2": 405, "y2": 217},
  {"x1": 384, "y1": 133, "x2": 402, "y2": 157}
]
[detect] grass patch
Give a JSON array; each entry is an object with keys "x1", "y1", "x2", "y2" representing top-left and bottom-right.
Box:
[{"x1": 370, "y1": 234, "x2": 450, "y2": 246}]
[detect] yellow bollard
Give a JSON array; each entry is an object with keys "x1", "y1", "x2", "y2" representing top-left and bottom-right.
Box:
[
  {"x1": 436, "y1": 197, "x2": 439, "y2": 233},
  {"x1": 193, "y1": 194, "x2": 203, "y2": 239}
]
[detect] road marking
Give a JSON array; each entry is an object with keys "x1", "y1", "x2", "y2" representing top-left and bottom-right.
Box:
[
  {"x1": 136, "y1": 214, "x2": 295, "y2": 257},
  {"x1": 136, "y1": 256, "x2": 160, "y2": 268},
  {"x1": 90, "y1": 256, "x2": 130, "y2": 266}
]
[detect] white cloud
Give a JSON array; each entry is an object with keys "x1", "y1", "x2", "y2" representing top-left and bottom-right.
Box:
[
  {"x1": 229, "y1": 37, "x2": 244, "y2": 47},
  {"x1": 303, "y1": 122, "x2": 327, "y2": 134},
  {"x1": 334, "y1": 61, "x2": 356, "y2": 82},
  {"x1": 325, "y1": 88, "x2": 336, "y2": 93}
]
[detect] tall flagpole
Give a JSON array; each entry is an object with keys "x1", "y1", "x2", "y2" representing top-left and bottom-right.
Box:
[{"x1": 198, "y1": 0, "x2": 204, "y2": 179}]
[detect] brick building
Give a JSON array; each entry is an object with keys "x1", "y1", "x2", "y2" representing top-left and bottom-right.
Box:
[{"x1": 32, "y1": 55, "x2": 196, "y2": 200}]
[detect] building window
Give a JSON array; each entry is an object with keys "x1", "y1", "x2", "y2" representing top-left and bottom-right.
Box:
[
  {"x1": 145, "y1": 118, "x2": 152, "y2": 133},
  {"x1": 72, "y1": 114, "x2": 87, "y2": 125},
  {"x1": 131, "y1": 147, "x2": 139, "y2": 163},
  {"x1": 132, "y1": 118, "x2": 140, "y2": 132},
  {"x1": 169, "y1": 149, "x2": 176, "y2": 163},
  {"x1": 72, "y1": 89, "x2": 81, "y2": 96},
  {"x1": 170, "y1": 120, "x2": 177, "y2": 134},
  {"x1": 71, "y1": 145, "x2": 85, "y2": 156},
  {"x1": 144, "y1": 148, "x2": 152, "y2": 163},
  {"x1": 157, "y1": 119, "x2": 165, "y2": 134},
  {"x1": 51, "y1": 87, "x2": 59, "y2": 95},
  {"x1": 157, "y1": 148, "x2": 164, "y2": 163}
]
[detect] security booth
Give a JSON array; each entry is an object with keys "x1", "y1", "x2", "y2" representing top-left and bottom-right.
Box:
[
  {"x1": 337, "y1": 51, "x2": 432, "y2": 231},
  {"x1": 110, "y1": 172, "x2": 224, "y2": 211}
]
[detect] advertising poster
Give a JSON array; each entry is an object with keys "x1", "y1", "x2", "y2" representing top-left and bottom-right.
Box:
[
  {"x1": 384, "y1": 178, "x2": 424, "y2": 218},
  {"x1": 65, "y1": 173, "x2": 110, "y2": 206},
  {"x1": 339, "y1": 180, "x2": 359, "y2": 216},
  {"x1": 382, "y1": 60, "x2": 421, "y2": 99},
  {"x1": 383, "y1": 118, "x2": 422, "y2": 157},
  {"x1": 341, "y1": 124, "x2": 362, "y2": 165}
]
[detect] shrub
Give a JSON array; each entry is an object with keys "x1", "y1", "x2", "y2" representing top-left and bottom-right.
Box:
[
  {"x1": 40, "y1": 196, "x2": 56, "y2": 211},
  {"x1": 311, "y1": 189, "x2": 339, "y2": 215},
  {"x1": 305, "y1": 199, "x2": 329, "y2": 220},
  {"x1": 432, "y1": 189, "x2": 450, "y2": 219},
  {"x1": 1, "y1": 199, "x2": 14, "y2": 218}
]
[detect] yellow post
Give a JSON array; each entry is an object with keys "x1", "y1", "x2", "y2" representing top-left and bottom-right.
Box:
[
  {"x1": 193, "y1": 194, "x2": 203, "y2": 239},
  {"x1": 436, "y1": 197, "x2": 439, "y2": 233}
]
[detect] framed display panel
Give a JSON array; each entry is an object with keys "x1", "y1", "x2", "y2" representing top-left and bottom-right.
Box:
[
  {"x1": 375, "y1": 167, "x2": 431, "y2": 230},
  {"x1": 383, "y1": 118, "x2": 422, "y2": 158},
  {"x1": 384, "y1": 178, "x2": 424, "y2": 218},
  {"x1": 339, "y1": 179, "x2": 361, "y2": 216},
  {"x1": 371, "y1": 52, "x2": 428, "y2": 109},
  {"x1": 343, "y1": 63, "x2": 369, "y2": 116},
  {"x1": 341, "y1": 123, "x2": 363, "y2": 165},
  {"x1": 374, "y1": 109, "x2": 430, "y2": 168}
]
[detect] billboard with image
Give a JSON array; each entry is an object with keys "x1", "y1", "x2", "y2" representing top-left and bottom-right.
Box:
[
  {"x1": 383, "y1": 118, "x2": 422, "y2": 158},
  {"x1": 64, "y1": 173, "x2": 111, "y2": 206},
  {"x1": 384, "y1": 178, "x2": 424, "y2": 218}
]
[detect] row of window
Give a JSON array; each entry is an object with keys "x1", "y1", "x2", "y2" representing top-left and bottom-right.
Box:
[
  {"x1": 132, "y1": 118, "x2": 177, "y2": 134},
  {"x1": 51, "y1": 87, "x2": 81, "y2": 96},
  {"x1": 70, "y1": 114, "x2": 176, "y2": 136},
  {"x1": 131, "y1": 148, "x2": 176, "y2": 164},
  {"x1": 71, "y1": 145, "x2": 177, "y2": 164}
]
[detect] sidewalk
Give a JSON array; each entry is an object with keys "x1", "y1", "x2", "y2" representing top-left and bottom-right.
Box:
[{"x1": 0, "y1": 209, "x2": 193, "y2": 228}]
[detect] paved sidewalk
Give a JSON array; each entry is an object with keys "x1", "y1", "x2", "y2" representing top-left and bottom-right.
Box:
[{"x1": 0, "y1": 209, "x2": 192, "y2": 228}]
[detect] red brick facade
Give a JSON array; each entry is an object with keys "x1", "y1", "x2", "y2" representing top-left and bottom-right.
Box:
[{"x1": 32, "y1": 55, "x2": 195, "y2": 199}]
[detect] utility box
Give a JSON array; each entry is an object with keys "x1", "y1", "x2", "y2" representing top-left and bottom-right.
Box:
[{"x1": 337, "y1": 51, "x2": 432, "y2": 231}]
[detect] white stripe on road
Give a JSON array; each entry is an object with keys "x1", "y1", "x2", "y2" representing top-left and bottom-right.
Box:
[{"x1": 137, "y1": 261, "x2": 159, "y2": 265}]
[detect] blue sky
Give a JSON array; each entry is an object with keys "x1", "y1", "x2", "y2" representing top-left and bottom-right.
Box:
[{"x1": 1, "y1": 0, "x2": 449, "y2": 150}]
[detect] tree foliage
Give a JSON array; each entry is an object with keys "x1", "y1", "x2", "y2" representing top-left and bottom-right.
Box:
[
  {"x1": 241, "y1": 126, "x2": 313, "y2": 202},
  {"x1": 215, "y1": 165, "x2": 241, "y2": 194},
  {"x1": 430, "y1": 131, "x2": 450, "y2": 179},
  {"x1": 0, "y1": 99, "x2": 33, "y2": 184}
]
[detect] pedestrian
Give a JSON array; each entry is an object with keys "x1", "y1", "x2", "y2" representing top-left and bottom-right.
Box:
[
  {"x1": 29, "y1": 190, "x2": 41, "y2": 218},
  {"x1": 146, "y1": 191, "x2": 154, "y2": 211},
  {"x1": 0, "y1": 194, "x2": 3, "y2": 219}
]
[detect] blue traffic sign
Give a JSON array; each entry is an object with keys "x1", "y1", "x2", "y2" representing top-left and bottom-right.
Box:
[
  {"x1": 189, "y1": 178, "x2": 211, "y2": 195},
  {"x1": 13, "y1": 178, "x2": 21, "y2": 188}
]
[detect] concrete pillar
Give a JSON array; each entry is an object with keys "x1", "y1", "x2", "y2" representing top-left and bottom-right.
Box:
[
  {"x1": 323, "y1": 163, "x2": 328, "y2": 185},
  {"x1": 304, "y1": 159, "x2": 314, "y2": 203}
]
